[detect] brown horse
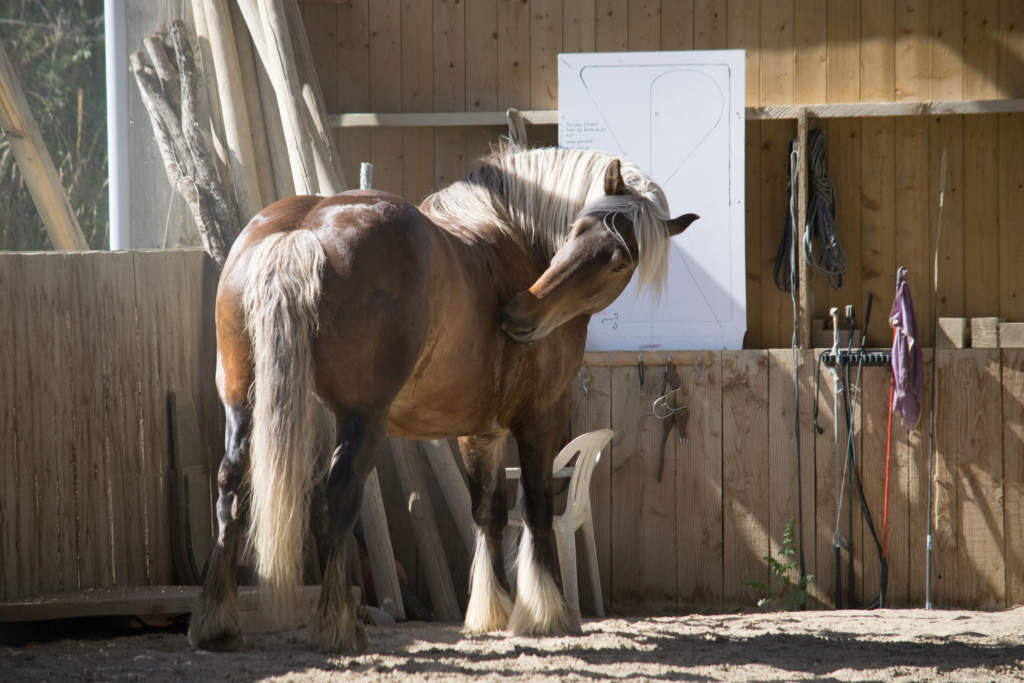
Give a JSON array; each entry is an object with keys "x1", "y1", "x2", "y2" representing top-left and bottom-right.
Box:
[{"x1": 188, "y1": 145, "x2": 697, "y2": 653}]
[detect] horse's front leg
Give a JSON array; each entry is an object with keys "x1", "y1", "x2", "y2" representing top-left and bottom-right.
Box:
[
  {"x1": 508, "y1": 403, "x2": 580, "y2": 636},
  {"x1": 189, "y1": 405, "x2": 250, "y2": 651},
  {"x1": 460, "y1": 432, "x2": 515, "y2": 633}
]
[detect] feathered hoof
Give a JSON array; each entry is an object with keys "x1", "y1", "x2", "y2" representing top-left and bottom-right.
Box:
[
  {"x1": 507, "y1": 593, "x2": 580, "y2": 637},
  {"x1": 311, "y1": 610, "x2": 369, "y2": 654},
  {"x1": 463, "y1": 584, "x2": 514, "y2": 634},
  {"x1": 188, "y1": 601, "x2": 243, "y2": 652}
]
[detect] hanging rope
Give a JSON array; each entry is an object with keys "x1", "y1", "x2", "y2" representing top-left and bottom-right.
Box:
[{"x1": 775, "y1": 128, "x2": 847, "y2": 292}]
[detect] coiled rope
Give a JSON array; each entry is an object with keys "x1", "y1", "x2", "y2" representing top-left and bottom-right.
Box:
[{"x1": 774, "y1": 128, "x2": 846, "y2": 292}]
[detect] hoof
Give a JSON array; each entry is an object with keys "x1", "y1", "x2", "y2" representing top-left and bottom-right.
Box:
[
  {"x1": 311, "y1": 612, "x2": 369, "y2": 654},
  {"x1": 189, "y1": 628, "x2": 244, "y2": 652}
]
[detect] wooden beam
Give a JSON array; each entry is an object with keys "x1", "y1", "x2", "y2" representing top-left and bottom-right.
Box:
[
  {"x1": 797, "y1": 107, "x2": 811, "y2": 348},
  {"x1": 330, "y1": 98, "x2": 1024, "y2": 128},
  {"x1": 0, "y1": 39, "x2": 89, "y2": 250},
  {"x1": 357, "y1": 468, "x2": 405, "y2": 620}
]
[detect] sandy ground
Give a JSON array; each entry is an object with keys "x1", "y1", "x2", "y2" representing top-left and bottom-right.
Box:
[{"x1": 2, "y1": 608, "x2": 1024, "y2": 682}]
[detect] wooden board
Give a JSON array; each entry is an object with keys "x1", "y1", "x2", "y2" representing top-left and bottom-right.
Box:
[
  {"x1": 400, "y1": 0, "x2": 434, "y2": 205},
  {"x1": 13, "y1": 254, "x2": 74, "y2": 597},
  {"x1": 368, "y1": 0, "x2": 403, "y2": 197},
  {"x1": 858, "y1": 365, "x2": 891, "y2": 607},
  {"x1": 0, "y1": 255, "x2": 19, "y2": 599},
  {"x1": 334, "y1": 0, "x2": 370, "y2": 187},
  {"x1": 759, "y1": 119, "x2": 793, "y2": 348},
  {"x1": 931, "y1": 348, "x2": 961, "y2": 606},
  {"x1": 859, "y1": 117, "x2": 896, "y2": 346},
  {"x1": 531, "y1": 0, "x2": 561, "y2": 108},
  {"x1": 727, "y1": 0, "x2": 759, "y2": 106},
  {"x1": 951, "y1": 350, "x2": 1004, "y2": 607},
  {"x1": 905, "y1": 349, "x2": 932, "y2": 607},
  {"x1": 570, "y1": 364, "x2": 612, "y2": 614},
  {"x1": 767, "y1": 350, "x2": 802, "y2": 597},
  {"x1": 675, "y1": 352, "x2": 724, "y2": 610},
  {"x1": 812, "y1": 349, "x2": 839, "y2": 608},
  {"x1": 744, "y1": 120, "x2": 763, "y2": 349},
  {"x1": 0, "y1": 586, "x2": 320, "y2": 623},
  {"x1": 721, "y1": 350, "x2": 769, "y2": 607},
  {"x1": 610, "y1": 363, "x2": 674, "y2": 610},
  {"x1": 497, "y1": 0, "x2": 530, "y2": 110},
  {"x1": 595, "y1": 0, "x2": 628, "y2": 53},
  {"x1": 564, "y1": 0, "x2": 596, "y2": 53},
  {"x1": 1001, "y1": 349, "x2": 1024, "y2": 606},
  {"x1": 759, "y1": 0, "x2": 793, "y2": 107}
]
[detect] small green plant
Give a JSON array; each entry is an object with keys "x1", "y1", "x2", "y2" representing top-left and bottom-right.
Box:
[{"x1": 742, "y1": 517, "x2": 813, "y2": 610}]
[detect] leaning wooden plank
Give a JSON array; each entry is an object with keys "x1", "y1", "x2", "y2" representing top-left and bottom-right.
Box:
[
  {"x1": 358, "y1": 468, "x2": 405, "y2": 620},
  {"x1": 421, "y1": 440, "x2": 475, "y2": 554},
  {"x1": 201, "y1": 0, "x2": 265, "y2": 223},
  {"x1": 0, "y1": 255, "x2": 19, "y2": 600},
  {"x1": 0, "y1": 40, "x2": 88, "y2": 250},
  {"x1": 0, "y1": 586, "x2": 319, "y2": 623},
  {"x1": 252, "y1": 0, "x2": 320, "y2": 195},
  {"x1": 1002, "y1": 349, "x2": 1024, "y2": 606},
  {"x1": 389, "y1": 438, "x2": 462, "y2": 623}
]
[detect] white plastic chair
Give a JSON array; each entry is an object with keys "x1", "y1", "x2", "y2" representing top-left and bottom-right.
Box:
[{"x1": 506, "y1": 429, "x2": 614, "y2": 617}]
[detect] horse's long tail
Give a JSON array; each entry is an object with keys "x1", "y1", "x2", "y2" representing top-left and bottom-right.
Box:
[{"x1": 242, "y1": 230, "x2": 326, "y2": 621}]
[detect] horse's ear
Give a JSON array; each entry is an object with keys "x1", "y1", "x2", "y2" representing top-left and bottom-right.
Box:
[
  {"x1": 667, "y1": 213, "x2": 699, "y2": 236},
  {"x1": 604, "y1": 159, "x2": 627, "y2": 195}
]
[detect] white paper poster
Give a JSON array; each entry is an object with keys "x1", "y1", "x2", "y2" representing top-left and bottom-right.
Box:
[{"x1": 558, "y1": 51, "x2": 746, "y2": 351}]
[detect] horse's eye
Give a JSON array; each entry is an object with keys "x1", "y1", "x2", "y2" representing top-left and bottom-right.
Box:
[{"x1": 611, "y1": 264, "x2": 628, "y2": 273}]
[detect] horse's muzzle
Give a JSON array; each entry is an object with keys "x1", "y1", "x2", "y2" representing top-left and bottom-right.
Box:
[{"x1": 501, "y1": 293, "x2": 540, "y2": 343}]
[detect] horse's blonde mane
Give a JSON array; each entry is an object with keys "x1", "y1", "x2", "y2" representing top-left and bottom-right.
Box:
[{"x1": 419, "y1": 145, "x2": 677, "y2": 298}]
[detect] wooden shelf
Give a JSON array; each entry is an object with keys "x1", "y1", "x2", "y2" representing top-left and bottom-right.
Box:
[{"x1": 330, "y1": 98, "x2": 1024, "y2": 128}]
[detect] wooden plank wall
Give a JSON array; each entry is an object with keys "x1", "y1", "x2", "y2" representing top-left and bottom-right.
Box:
[
  {"x1": 304, "y1": 0, "x2": 1024, "y2": 349},
  {"x1": 0, "y1": 250, "x2": 221, "y2": 601},
  {"x1": 569, "y1": 349, "x2": 1022, "y2": 612}
]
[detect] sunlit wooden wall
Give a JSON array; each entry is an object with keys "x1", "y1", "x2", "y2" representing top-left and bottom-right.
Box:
[{"x1": 302, "y1": 0, "x2": 1024, "y2": 350}]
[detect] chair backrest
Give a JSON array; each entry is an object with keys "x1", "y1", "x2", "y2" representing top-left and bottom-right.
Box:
[{"x1": 563, "y1": 430, "x2": 614, "y2": 523}]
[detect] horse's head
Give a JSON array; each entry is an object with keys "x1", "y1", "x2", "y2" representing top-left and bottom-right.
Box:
[{"x1": 501, "y1": 159, "x2": 698, "y2": 344}]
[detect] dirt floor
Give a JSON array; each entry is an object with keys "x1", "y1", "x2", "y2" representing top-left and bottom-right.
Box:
[{"x1": 2, "y1": 607, "x2": 1024, "y2": 682}]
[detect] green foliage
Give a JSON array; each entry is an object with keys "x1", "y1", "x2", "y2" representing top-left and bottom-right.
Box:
[
  {"x1": 0, "y1": 0, "x2": 108, "y2": 250},
  {"x1": 742, "y1": 517, "x2": 813, "y2": 610}
]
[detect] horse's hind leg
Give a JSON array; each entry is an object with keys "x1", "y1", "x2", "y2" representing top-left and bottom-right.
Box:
[
  {"x1": 189, "y1": 404, "x2": 250, "y2": 651},
  {"x1": 311, "y1": 409, "x2": 387, "y2": 653},
  {"x1": 461, "y1": 432, "x2": 515, "y2": 633}
]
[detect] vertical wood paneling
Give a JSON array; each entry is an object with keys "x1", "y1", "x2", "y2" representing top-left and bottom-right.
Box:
[
  {"x1": 858, "y1": 365, "x2": 890, "y2": 607},
  {"x1": 610, "y1": 364, "x2": 675, "y2": 609},
  {"x1": 465, "y1": 3, "x2": 499, "y2": 172},
  {"x1": 1002, "y1": 349, "x2": 1024, "y2": 606},
  {"x1": 744, "y1": 122, "x2": 762, "y2": 349},
  {"x1": 932, "y1": 349, "x2": 960, "y2": 606},
  {"x1": 905, "y1": 349, "x2": 932, "y2": 606},
  {"x1": 861, "y1": 0, "x2": 895, "y2": 102},
  {"x1": 727, "y1": 0, "x2": 760, "y2": 106},
  {"x1": 0, "y1": 255, "x2": 19, "y2": 599},
  {"x1": 759, "y1": 120, "x2": 792, "y2": 349},
  {"x1": 532, "y1": 0, "x2": 562, "y2": 109},
  {"x1": 859, "y1": 116, "x2": 895, "y2": 346},
  {"x1": 628, "y1": 0, "x2": 660, "y2": 51},
  {"x1": 402, "y1": 0, "x2": 434, "y2": 204},
  {"x1": 760, "y1": 0, "x2": 794, "y2": 106},
  {"x1": 434, "y1": 0, "x2": 468, "y2": 191},
  {"x1": 336, "y1": 0, "x2": 370, "y2": 185},
  {"x1": 693, "y1": 0, "x2": 726, "y2": 50},
  {"x1": 928, "y1": 0, "x2": 963, "y2": 101},
  {"x1": 954, "y1": 351, "x2": 1004, "y2": 608},
  {"x1": 793, "y1": 0, "x2": 827, "y2": 104},
  {"x1": 570, "y1": 363, "x2": 612, "y2": 613},
  {"x1": 721, "y1": 350, "x2": 769, "y2": 606},
  {"x1": 894, "y1": 0, "x2": 929, "y2": 100},
  {"x1": 894, "y1": 118, "x2": 932, "y2": 346},
  {"x1": 596, "y1": 0, "x2": 629, "y2": 52},
  {"x1": 563, "y1": 0, "x2": 596, "y2": 53},
  {"x1": 675, "y1": 353, "x2": 723, "y2": 610},
  {"x1": 660, "y1": 0, "x2": 693, "y2": 51},
  {"x1": 813, "y1": 354, "x2": 839, "y2": 608},
  {"x1": 767, "y1": 350, "x2": 800, "y2": 594},
  {"x1": 930, "y1": 115, "x2": 964, "y2": 320},
  {"x1": 369, "y1": 0, "x2": 404, "y2": 197},
  {"x1": 497, "y1": 0, "x2": 531, "y2": 109}
]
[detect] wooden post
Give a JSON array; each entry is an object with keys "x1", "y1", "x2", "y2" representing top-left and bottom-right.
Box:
[
  {"x1": 201, "y1": 0, "x2": 265, "y2": 223},
  {"x1": 253, "y1": 0, "x2": 320, "y2": 195},
  {"x1": 357, "y1": 469, "x2": 405, "y2": 620},
  {"x1": 422, "y1": 440, "x2": 476, "y2": 554},
  {"x1": 389, "y1": 438, "x2": 462, "y2": 622},
  {"x1": 797, "y1": 107, "x2": 812, "y2": 348},
  {"x1": 0, "y1": 39, "x2": 89, "y2": 250}
]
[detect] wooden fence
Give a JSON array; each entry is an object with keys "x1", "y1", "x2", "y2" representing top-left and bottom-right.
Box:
[
  {"x1": 568, "y1": 348, "x2": 1022, "y2": 613},
  {"x1": 0, "y1": 250, "x2": 221, "y2": 601},
  {"x1": 2, "y1": 250, "x2": 1021, "y2": 614}
]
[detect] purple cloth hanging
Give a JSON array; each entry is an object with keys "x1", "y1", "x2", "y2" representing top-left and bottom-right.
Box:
[{"x1": 890, "y1": 268, "x2": 924, "y2": 430}]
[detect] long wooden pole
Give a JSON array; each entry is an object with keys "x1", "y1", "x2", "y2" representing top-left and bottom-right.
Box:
[
  {"x1": 201, "y1": 0, "x2": 265, "y2": 223},
  {"x1": 0, "y1": 39, "x2": 89, "y2": 250}
]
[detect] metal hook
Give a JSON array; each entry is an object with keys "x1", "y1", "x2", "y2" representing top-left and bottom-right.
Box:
[
  {"x1": 578, "y1": 363, "x2": 590, "y2": 397},
  {"x1": 694, "y1": 353, "x2": 705, "y2": 382}
]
